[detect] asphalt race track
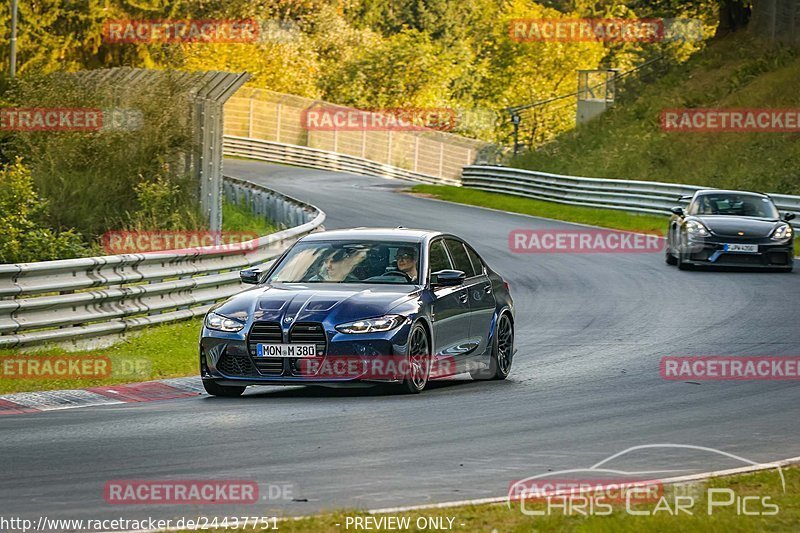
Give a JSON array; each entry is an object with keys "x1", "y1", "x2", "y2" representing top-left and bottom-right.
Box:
[{"x1": 2, "y1": 160, "x2": 800, "y2": 523}]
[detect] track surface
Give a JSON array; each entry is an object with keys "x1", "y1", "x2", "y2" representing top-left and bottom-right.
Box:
[{"x1": 2, "y1": 161, "x2": 800, "y2": 523}]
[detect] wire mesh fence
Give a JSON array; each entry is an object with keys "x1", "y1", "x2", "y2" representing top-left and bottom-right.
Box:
[{"x1": 223, "y1": 88, "x2": 488, "y2": 183}]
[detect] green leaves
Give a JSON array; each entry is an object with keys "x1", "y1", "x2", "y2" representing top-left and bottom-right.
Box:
[{"x1": 0, "y1": 159, "x2": 89, "y2": 263}]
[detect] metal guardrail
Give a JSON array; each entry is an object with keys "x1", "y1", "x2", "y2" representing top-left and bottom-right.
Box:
[
  {"x1": 463, "y1": 165, "x2": 800, "y2": 228},
  {"x1": 224, "y1": 135, "x2": 461, "y2": 186},
  {"x1": 0, "y1": 177, "x2": 325, "y2": 349}
]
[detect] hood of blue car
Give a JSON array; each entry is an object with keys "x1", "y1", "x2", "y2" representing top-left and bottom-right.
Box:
[{"x1": 214, "y1": 282, "x2": 421, "y2": 325}]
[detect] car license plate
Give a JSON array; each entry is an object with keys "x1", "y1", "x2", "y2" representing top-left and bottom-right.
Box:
[
  {"x1": 256, "y1": 343, "x2": 317, "y2": 357},
  {"x1": 723, "y1": 243, "x2": 758, "y2": 253}
]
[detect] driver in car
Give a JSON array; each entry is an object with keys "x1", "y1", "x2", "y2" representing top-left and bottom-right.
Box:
[
  {"x1": 310, "y1": 249, "x2": 367, "y2": 282},
  {"x1": 395, "y1": 246, "x2": 418, "y2": 283}
]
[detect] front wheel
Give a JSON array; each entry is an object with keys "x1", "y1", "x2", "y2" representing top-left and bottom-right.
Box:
[
  {"x1": 665, "y1": 231, "x2": 678, "y2": 265},
  {"x1": 202, "y1": 380, "x2": 246, "y2": 397},
  {"x1": 677, "y1": 236, "x2": 692, "y2": 271},
  {"x1": 472, "y1": 313, "x2": 513, "y2": 381},
  {"x1": 665, "y1": 239, "x2": 678, "y2": 265},
  {"x1": 399, "y1": 324, "x2": 431, "y2": 394}
]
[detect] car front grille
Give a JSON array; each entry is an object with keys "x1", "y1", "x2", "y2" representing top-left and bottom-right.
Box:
[
  {"x1": 245, "y1": 321, "x2": 283, "y2": 376},
  {"x1": 217, "y1": 353, "x2": 258, "y2": 377},
  {"x1": 248, "y1": 322, "x2": 283, "y2": 350},
  {"x1": 245, "y1": 321, "x2": 327, "y2": 377},
  {"x1": 768, "y1": 252, "x2": 790, "y2": 265},
  {"x1": 718, "y1": 253, "x2": 765, "y2": 265},
  {"x1": 289, "y1": 322, "x2": 327, "y2": 347},
  {"x1": 253, "y1": 357, "x2": 285, "y2": 375},
  {"x1": 289, "y1": 322, "x2": 327, "y2": 375}
]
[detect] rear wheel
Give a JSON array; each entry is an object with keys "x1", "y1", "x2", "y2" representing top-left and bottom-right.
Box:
[
  {"x1": 399, "y1": 324, "x2": 431, "y2": 394},
  {"x1": 471, "y1": 313, "x2": 513, "y2": 381},
  {"x1": 202, "y1": 380, "x2": 246, "y2": 397}
]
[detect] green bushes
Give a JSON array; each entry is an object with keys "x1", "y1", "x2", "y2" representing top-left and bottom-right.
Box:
[
  {"x1": 126, "y1": 175, "x2": 204, "y2": 232},
  {"x1": 0, "y1": 159, "x2": 89, "y2": 263},
  {"x1": 4, "y1": 73, "x2": 198, "y2": 240}
]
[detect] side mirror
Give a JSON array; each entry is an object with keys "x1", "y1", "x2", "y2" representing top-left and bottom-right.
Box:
[
  {"x1": 431, "y1": 269, "x2": 466, "y2": 287},
  {"x1": 240, "y1": 268, "x2": 264, "y2": 285},
  {"x1": 784, "y1": 212, "x2": 796, "y2": 222},
  {"x1": 670, "y1": 206, "x2": 684, "y2": 216}
]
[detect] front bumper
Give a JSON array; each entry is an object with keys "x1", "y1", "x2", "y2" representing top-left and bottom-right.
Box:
[
  {"x1": 200, "y1": 319, "x2": 415, "y2": 386},
  {"x1": 682, "y1": 237, "x2": 794, "y2": 269}
]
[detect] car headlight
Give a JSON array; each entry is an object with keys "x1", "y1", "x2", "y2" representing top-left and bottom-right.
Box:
[
  {"x1": 335, "y1": 315, "x2": 405, "y2": 334},
  {"x1": 205, "y1": 312, "x2": 245, "y2": 332},
  {"x1": 685, "y1": 220, "x2": 710, "y2": 237},
  {"x1": 772, "y1": 223, "x2": 793, "y2": 241}
]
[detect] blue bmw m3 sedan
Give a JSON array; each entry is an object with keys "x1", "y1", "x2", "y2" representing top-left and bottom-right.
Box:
[{"x1": 200, "y1": 228, "x2": 514, "y2": 395}]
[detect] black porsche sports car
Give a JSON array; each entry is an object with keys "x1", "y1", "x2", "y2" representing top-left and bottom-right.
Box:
[
  {"x1": 666, "y1": 189, "x2": 795, "y2": 271},
  {"x1": 199, "y1": 228, "x2": 515, "y2": 395}
]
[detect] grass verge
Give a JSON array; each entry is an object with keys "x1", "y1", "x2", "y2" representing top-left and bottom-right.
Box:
[
  {"x1": 222, "y1": 199, "x2": 280, "y2": 235},
  {"x1": 411, "y1": 184, "x2": 799, "y2": 252},
  {"x1": 0, "y1": 319, "x2": 202, "y2": 394},
  {"x1": 410, "y1": 184, "x2": 667, "y2": 235},
  {"x1": 186, "y1": 464, "x2": 799, "y2": 532}
]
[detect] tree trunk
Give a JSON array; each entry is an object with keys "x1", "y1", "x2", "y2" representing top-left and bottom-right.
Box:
[{"x1": 716, "y1": 0, "x2": 751, "y2": 35}]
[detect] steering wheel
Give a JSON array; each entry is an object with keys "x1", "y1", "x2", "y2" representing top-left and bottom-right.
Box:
[{"x1": 383, "y1": 269, "x2": 413, "y2": 282}]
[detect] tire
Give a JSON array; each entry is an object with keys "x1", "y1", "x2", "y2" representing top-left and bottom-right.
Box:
[
  {"x1": 665, "y1": 233, "x2": 678, "y2": 265},
  {"x1": 399, "y1": 323, "x2": 431, "y2": 394},
  {"x1": 471, "y1": 313, "x2": 513, "y2": 381},
  {"x1": 677, "y1": 237, "x2": 692, "y2": 271},
  {"x1": 202, "y1": 380, "x2": 246, "y2": 397}
]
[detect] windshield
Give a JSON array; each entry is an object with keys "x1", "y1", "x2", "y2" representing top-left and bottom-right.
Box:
[
  {"x1": 267, "y1": 241, "x2": 421, "y2": 284},
  {"x1": 688, "y1": 193, "x2": 779, "y2": 218}
]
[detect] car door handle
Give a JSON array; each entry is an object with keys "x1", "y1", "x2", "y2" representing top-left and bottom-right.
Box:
[
  {"x1": 458, "y1": 293, "x2": 469, "y2": 304},
  {"x1": 483, "y1": 284, "x2": 492, "y2": 294}
]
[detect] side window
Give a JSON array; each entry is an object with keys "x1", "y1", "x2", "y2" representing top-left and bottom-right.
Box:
[
  {"x1": 444, "y1": 239, "x2": 474, "y2": 277},
  {"x1": 428, "y1": 239, "x2": 452, "y2": 275},
  {"x1": 465, "y1": 245, "x2": 485, "y2": 276},
  {"x1": 689, "y1": 196, "x2": 710, "y2": 215}
]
